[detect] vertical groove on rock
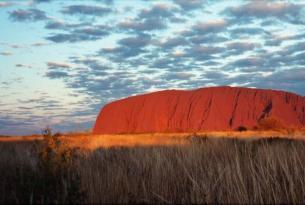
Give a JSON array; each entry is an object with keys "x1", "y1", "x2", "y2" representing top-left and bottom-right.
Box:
[
  {"x1": 229, "y1": 90, "x2": 241, "y2": 128},
  {"x1": 186, "y1": 92, "x2": 197, "y2": 130},
  {"x1": 258, "y1": 100, "x2": 273, "y2": 121},
  {"x1": 167, "y1": 94, "x2": 180, "y2": 130},
  {"x1": 199, "y1": 94, "x2": 213, "y2": 130}
]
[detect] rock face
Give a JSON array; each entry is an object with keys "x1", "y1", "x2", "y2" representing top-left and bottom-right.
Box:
[{"x1": 93, "y1": 86, "x2": 305, "y2": 134}]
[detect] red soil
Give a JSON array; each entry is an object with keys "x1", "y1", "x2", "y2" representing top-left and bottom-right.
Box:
[{"x1": 93, "y1": 86, "x2": 305, "y2": 134}]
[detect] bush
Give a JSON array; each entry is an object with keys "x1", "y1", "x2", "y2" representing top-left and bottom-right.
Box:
[
  {"x1": 257, "y1": 117, "x2": 285, "y2": 131},
  {"x1": 236, "y1": 126, "x2": 247, "y2": 132},
  {"x1": 0, "y1": 127, "x2": 87, "y2": 204},
  {"x1": 33, "y1": 127, "x2": 86, "y2": 203}
]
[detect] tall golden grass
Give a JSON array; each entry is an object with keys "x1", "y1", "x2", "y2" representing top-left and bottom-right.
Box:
[
  {"x1": 1, "y1": 129, "x2": 305, "y2": 150},
  {"x1": 1, "y1": 131, "x2": 305, "y2": 203}
]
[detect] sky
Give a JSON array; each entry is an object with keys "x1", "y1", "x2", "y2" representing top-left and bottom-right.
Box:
[{"x1": 1, "y1": 0, "x2": 305, "y2": 135}]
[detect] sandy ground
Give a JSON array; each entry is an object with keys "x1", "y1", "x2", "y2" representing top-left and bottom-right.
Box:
[{"x1": 1, "y1": 130, "x2": 305, "y2": 150}]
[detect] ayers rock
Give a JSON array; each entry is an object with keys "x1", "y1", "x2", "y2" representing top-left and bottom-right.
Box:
[{"x1": 93, "y1": 86, "x2": 305, "y2": 134}]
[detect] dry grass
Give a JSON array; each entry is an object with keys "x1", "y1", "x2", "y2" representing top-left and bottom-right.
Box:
[
  {"x1": 1, "y1": 130, "x2": 305, "y2": 150},
  {"x1": 1, "y1": 131, "x2": 305, "y2": 203}
]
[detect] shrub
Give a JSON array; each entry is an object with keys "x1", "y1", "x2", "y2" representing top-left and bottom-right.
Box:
[
  {"x1": 257, "y1": 117, "x2": 285, "y2": 131},
  {"x1": 236, "y1": 126, "x2": 247, "y2": 132},
  {"x1": 34, "y1": 127, "x2": 86, "y2": 203},
  {"x1": 188, "y1": 133, "x2": 208, "y2": 144}
]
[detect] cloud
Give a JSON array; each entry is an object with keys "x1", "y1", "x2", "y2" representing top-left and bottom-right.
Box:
[
  {"x1": 162, "y1": 71, "x2": 196, "y2": 81},
  {"x1": 253, "y1": 41, "x2": 305, "y2": 69},
  {"x1": 266, "y1": 68, "x2": 305, "y2": 83},
  {"x1": 31, "y1": 42, "x2": 47, "y2": 47},
  {"x1": 46, "y1": 24, "x2": 110, "y2": 43},
  {"x1": 0, "y1": 51, "x2": 12, "y2": 56},
  {"x1": 192, "y1": 19, "x2": 228, "y2": 34},
  {"x1": 65, "y1": 69, "x2": 145, "y2": 101},
  {"x1": 71, "y1": 58, "x2": 111, "y2": 75},
  {"x1": 157, "y1": 36, "x2": 188, "y2": 50},
  {"x1": 189, "y1": 45, "x2": 223, "y2": 55},
  {"x1": 180, "y1": 19, "x2": 228, "y2": 44},
  {"x1": 45, "y1": 61, "x2": 71, "y2": 79},
  {"x1": 0, "y1": 117, "x2": 30, "y2": 129},
  {"x1": 147, "y1": 53, "x2": 192, "y2": 71},
  {"x1": 44, "y1": 20, "x2": 88, "y2": 30},
  {"x1": 229, "y1": 57, "x2": 264, "y2": 69},
  {"x1": 184, "y1": 45, "x2": 223, "y2": 61},
  {"x1": 0, "y1": 2, "x2": 12, "y2": 7},
  {"x1": 229, "y1": 27, "x2": 270, "y2": 38},
  {"x1": 47, "y1": 61, "x2": 71, "y2": 68},
  {"x1": 45, "y1": 20, "x2": 67, "y2": 30},
  {"x1": 278, "y1": 41, "x2": 305, "y2": 56},
  {"x1": 227, "y1": 42, "x2": 257, "y2": 50},
  {"x1": 118, "y1": 18, "x2": 167, "y2": 31},
  {"x1": 0, "y1": 93, "x2": 95, "y2": 135},
  {"x1": 32, "y1": 0, "x2": 51, "y2": 3},
  {"x1": 16, "y1": 64, "x2": 33, "y2": 69},
  {"x1": 99, "y1": 27, "x2": 222, "y2": 70},
  {"x1": 46, "y1": 33, "x2": 91, "y2": 43},
  {"x1": 222, "y1": 42, "x2": 260, "y2": 57},
  {"x1": 9, "y1": 9, "x2": 48, "y2": 22},
  {"x1": 138, "y1": 3, "x2": 175, "y2": 19},
  {"x1": 202, "y1": 70, "x2": 228, "y2": 80},
  {"x1": 101, "y1": 47, "x2": 143, "y2": 59},
  {"x1": 227, "y1": 73, "x2": 263, "y2": 85},
  {"x1": 44, "y1": 17, "x2": 111, "y2": 43},
  {"x1": 249, "y1": 68, "x2": 305, "y2": 95},
  {"x1": 227, "y1": 1, "x2": 301, "y2": 17},
  {"x1": 44, "y1": 57, "x2": 165, "y2": 108},
  {"x1": 118, "y1": 3, "x2": 178, "y2": 32},
  {"x1": 46, "y1": 31, "x2": 107, "y2": 43},
  {"x1": 45, "y1": 70, "x2": 69, "y2": 79},
  {"x1": 75, "y1": 26, "x2": 109, "y2": 37},
  {"x1": 265, "y1": 33, "x2": 305, "y2": 47},
  {"x1": 189, "y1": 34, "x2": 228, "y2": 44},
  {"x1": 61, "y1": 5, "x2": 112, "y2": 16},
  {"x1": 173, "y1": 0, "x2": 204, "y2": 10},
  {"x1": 94, "y1": 0, "x2": 114, "y2": 4},
  {"x1": 118, "y1": 34, "x2": 151, "y2": 47},
  {"x1": 171, "y1": 19, "x2": 229, "y2": 60},
  {"x1": 224, "y1": 1, "x2": 305, "y2": 24},
  {"x1": 100, "y1": 34, "x2": 152, "y2": 59},
  {"x1": 150, "y1": 58, "x2": 175, "y2": 69}
]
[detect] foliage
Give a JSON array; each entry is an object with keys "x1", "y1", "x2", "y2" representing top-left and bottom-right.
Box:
[
  {"x1": 257, "y1": 117, "x2": 285, "y2": 131},
  {"x1": 35, "y1": 127, "x2": 86, "y2": 204},
  {"x1": 0, "y1": 127, "x2": 86, "y2": 204},
  {"x1": 236, "y1": 125, "x2": 247, "y2": 132}
]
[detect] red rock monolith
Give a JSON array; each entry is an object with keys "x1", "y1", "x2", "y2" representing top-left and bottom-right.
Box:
[{"x1": 93, "y1": 86, "x2": 305, "y2": 134}]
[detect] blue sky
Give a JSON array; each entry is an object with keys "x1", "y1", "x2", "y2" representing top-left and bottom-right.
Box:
[{"x1": 1, "y1": 0, "x2": 305, "y2": 135}]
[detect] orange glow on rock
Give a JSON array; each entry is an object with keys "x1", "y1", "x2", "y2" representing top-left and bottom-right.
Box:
[{"x1": 93, "y1": 86, "x2": 305, "y2": 134}]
